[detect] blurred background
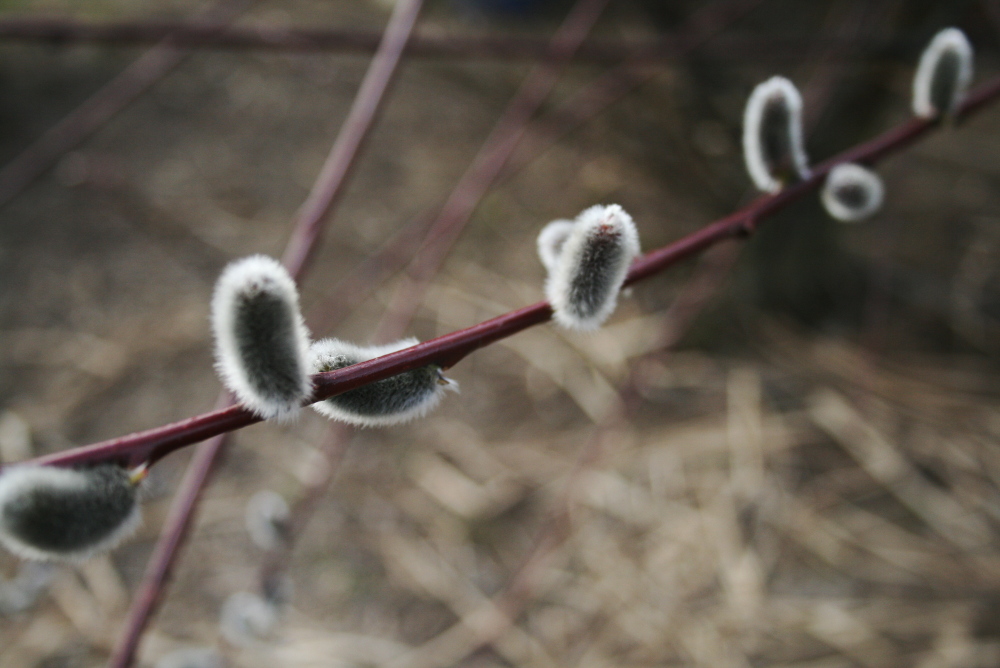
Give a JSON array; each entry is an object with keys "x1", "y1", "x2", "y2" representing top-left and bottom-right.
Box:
[{"x1": 1, "y1": 0, "x2": 1000, "y2": 666}]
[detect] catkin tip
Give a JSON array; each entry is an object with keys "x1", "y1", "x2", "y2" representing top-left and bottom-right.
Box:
[
  {"x1": 310, "y1": 338, "x2": 457, "y2": 427},
  {"x1": 913, "y1": 27, "x2": 973, "y2": 119},
  {"x1": 742, "y1": 76, "x2": 810, "y2": 193},
  {"x1": 537, "y1": 219, "x2": 576, "y2": 273},
  {"x1": 821, "y1": 163, "x2": 885, "y2": 223},
  {"x1": 544, "y1": 204, "x2": 641, "y2": 331},
  {"x1": 0, "y1": 464, "x2": 142, "y2": 561},
  {"x1": 212, "y1": 255, "x2": 312, "y2": 421}
]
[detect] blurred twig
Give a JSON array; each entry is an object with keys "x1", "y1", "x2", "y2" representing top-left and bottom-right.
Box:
[
  {"x1": 0, "y1": 17, "x2": 897, "y2": 62},
  {"x1": 105, "y1": 1, "x2": 425, "y2": 665},
  {"x1": 260, "y1": 0, "x2": 610, "y2": 609}
]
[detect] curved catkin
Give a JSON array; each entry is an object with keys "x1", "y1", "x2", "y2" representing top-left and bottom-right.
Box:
[
  {"x1": 913, "y1": 28, "x2": 973, "y2": 119},
  {"x1": 212, "y1": 255, "x2": 312, "y2": 420},
  {"x1": 244, "y1": 490, "x2": 290, "y2": 551},
  {"x1": 309, "y1": 338, "x2": 457, "y2": 427},
  {"x1": 742, "y1": 76, "x2": 809, "y2": 193},
  {"x1": 821, "y1": 163, "x2": 885, "y2": 223},
  {"x1": 0, "y1": 465, "x2": 141, "y2": 561},
  {"x1": 545, "y1": 204, "x2": 640, "y2": 331},
  {"x1": 537, "y1": 218, "x2": 576, "y2": 273},
  {"x1": 219, "y1": 591, "x2": 278, "y2": 646}
]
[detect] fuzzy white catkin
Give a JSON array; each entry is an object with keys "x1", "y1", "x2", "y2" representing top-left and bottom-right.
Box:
[
  {"x1": 912, "y1": 27, "x2": 973, "y2": 119},
  {"x1": 245, "y1": 489, "x2": 290, "y2": 551},
  {"x1": 310, "y1": 338, "x2": 457, "y2": 427},
  {"x1": 0, "y1": 465, "x2": 141, "y2": 561},
  {"x1": 212, "y1": 255, "x2": 312, "y2": 420},
  {"x1": 220, "y1": 591, "x2": 278, "y2": 646},
  {"x1": 821, "y1": 163, "x2": 885, "y2": 223},
  {"x1": 742, "y1": 76, "x2": 810, "y2": 193},
  {"x1": 536, "y1": 219, "x2": 576, "y2": 273},
  {"x1": 545, "y1": 204, "x2": 640, "y2": 331}
]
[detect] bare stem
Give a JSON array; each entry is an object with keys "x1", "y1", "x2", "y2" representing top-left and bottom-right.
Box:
[
  {"x1": 374, "y1": 0, "x2": 610, "y2": 340},
  {"x1": 15, "y1": 73, "x2": 1000, "y2": 477},
  {"x1": 0, "y1": 17, "x2": 890, "y2": 62},
  {"x1": 103, "y1": 1, "x2": 425, "y2": 666},
  {"x1": 260, "y1": 0, "x2": 613, "y2": 600}
]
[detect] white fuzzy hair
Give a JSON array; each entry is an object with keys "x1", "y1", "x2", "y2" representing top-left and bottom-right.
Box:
[
  {"x1": 211, "y1": 255, "x2": 312, "y2": 420},
  {"x1": 912, "y1": 27, "x2": 973, "y2": 119},
  {"x1": 821, "y1": 163, "x2": 885, "y2": 223},
  {"x1": 309, "y1": 337, "x2": 457, "y2": 428},
  {"x1": 545, "y1": 204, "x2": 640, "y2": 331},
  {"x1": 742, "y1": 76, "x2": 810, "y2": 193},
  {"x1": 0, "y1": 465, "x2": 142, "y2": 562},
  {"x1": 536, "y1": 219, "x2": 576, "y2": 273}
]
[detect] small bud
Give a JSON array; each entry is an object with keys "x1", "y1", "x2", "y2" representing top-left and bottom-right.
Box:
[
  {"x1": 309, "y1": 338, "x2": 458, "y2": 427},
  {"x1": 820, "y1": 163, "x2": 885, "y2": 223},
  {"x1": 912, "y1": 27, "x2": 973, "y2": 120},
  {"x1": 536, "y1": 219, "x2": 575, "y2": 273},
  {"x1": 545, "y1": 204, "x2": 640, "y2": 331},
  {"x1": 212, "y1": 255, "x2": 312, "y2": 420},
  {"x1": 742, "y1": 76, "x2": 809, "y2": 193},
  {"x1": 244, "y1": 489, "x2": 290, "y2": 551},
  {"x1": 0, "y1": 465, "x2": 142, "y2": 561},
  {"x1": 219, "y1": 591, "x2": 278, "y2": 646}
]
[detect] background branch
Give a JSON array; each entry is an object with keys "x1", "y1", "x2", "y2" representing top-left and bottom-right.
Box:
[{"x1": 17, "y1": 72, "x2": 1000, "y2": 476}]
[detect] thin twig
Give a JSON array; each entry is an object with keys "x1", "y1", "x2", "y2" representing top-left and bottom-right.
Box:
[
  {"x1": 400, "y1": 18, "x2": 888, "y2": 661},
  {"x1": 16, "y1": 72, "x2": 1000, "y2": 477},
  {"x1": 0, "y1": 0, "x2": 251, "y2": 210},
  {"x1": 104, "y1": 2, "x2": 425, "y2": 666},
  {"x1": 307, "y1": 0, "x2": 764, "y2": 336},
  {"x1": 374, "y1": 0, "x2": 610, "y2": 341},
  {"x1": 0, "y1": 17, "x2": 896, "y2": 61},
  {"x1": 260, "y1": 0, "x2": 610, "y2": 602}
]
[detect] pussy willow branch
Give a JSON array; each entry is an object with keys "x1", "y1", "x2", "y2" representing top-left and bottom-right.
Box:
[
  {"x1": 104, "y1": 2, "x2": 425, "y2": 666},
  {"x1": 372, "y1": 0, "x2": 763, "y2": 339},
  {"x1": 374, "y1": 0, "x2": 609, "y2": 340},
  {"x1": 0, "y1": 17, "x2": 895, "y2": 62},
  {"x1": 399, "y1": 15, "x2": 883, "y2": 662},
  {"x1": 16, "y1": 74, "x2": 1000, "y2": 476},
  {"x1": 259, "y1": 0, "x2": 612, "y2": 593}
]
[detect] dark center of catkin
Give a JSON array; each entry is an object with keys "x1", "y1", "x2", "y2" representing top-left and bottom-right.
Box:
[
  {"x1": 235, "y1": 287, "x2": 303, "y2": 401},
  {"x1": 4, "y1": 466, "x2": 135, "y2": 553},
  {"x1": 930, "y1": 49, "x2": 962, "y2": 115},
  {"x1": 567, "y1": 224, "x2": 625, "y2": 319},
  {"x1": 761, "y1": 95, "x2": 794, "y2": 178},
  {"x1": 834, "y1": 182, "x2": 869, "y2": 210},
  {"x1": 318, "y1": 354, "x2": 439, "y2": 417}
]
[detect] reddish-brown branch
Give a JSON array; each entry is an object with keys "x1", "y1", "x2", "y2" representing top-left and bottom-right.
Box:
[
  {"x1": 103, "y1": 2, "x2": 425, "y2": 666},
  {"x1": 299, "y1": 0, "x2": 765, "y2": 335},
  {"x1": 15, "y1": 75, "x2": 1000, "y2": 477},
  {"x1": 0, "y1": 17, "x2": 893, "y2": 61},
  {"x1": 259, "y1": 0, "x2": 612, "y2": 592},
  {"x1": 374, "y1": 0, "x2": 610, "y2": 340}
]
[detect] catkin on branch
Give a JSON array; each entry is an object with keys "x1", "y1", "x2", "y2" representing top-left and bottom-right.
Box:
[
  {"x1": 0, "y1": 464, "x2": 143, "y2": 561},
  {"x1": 212, "y1": 255, "x2": 312, "y2": 420}
]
